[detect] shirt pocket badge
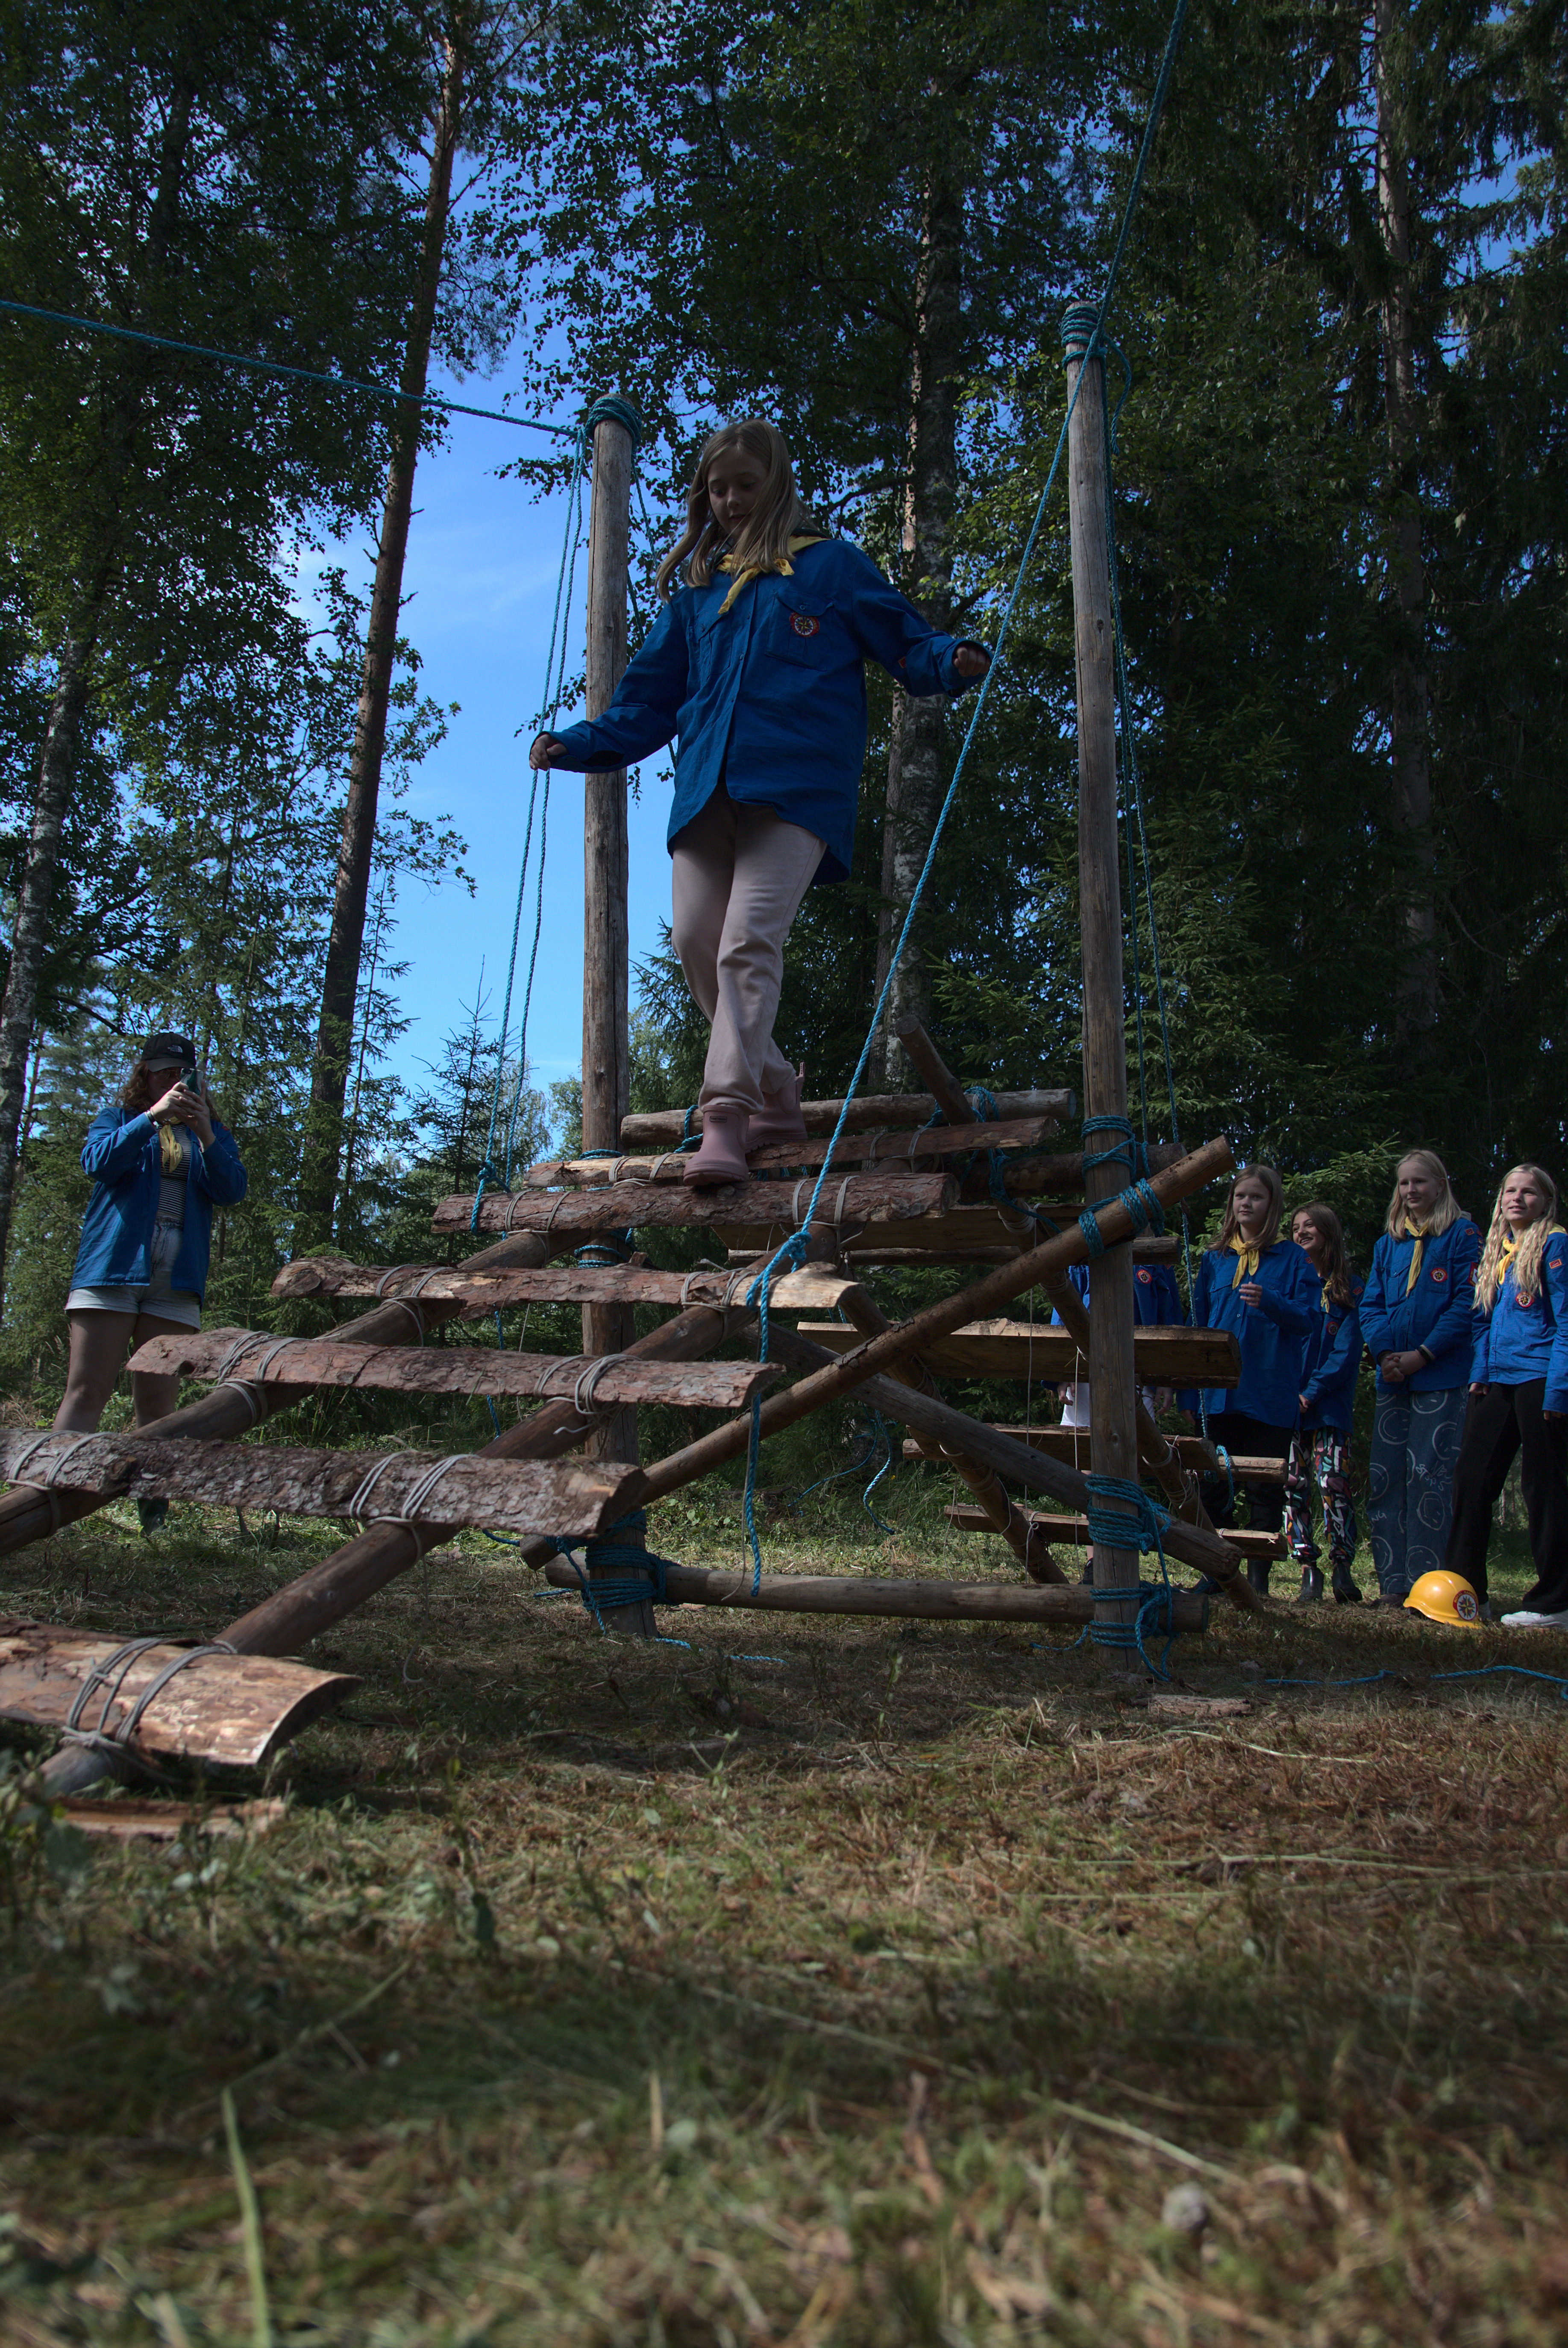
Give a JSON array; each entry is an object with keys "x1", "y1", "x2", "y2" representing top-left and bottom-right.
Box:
[
  {"x1": 1430, "y1": 1266, "x2": 1447, "y2": 1283},
  {"x1": 767, "y1": 593, "x2": 835, "y2": 666}
]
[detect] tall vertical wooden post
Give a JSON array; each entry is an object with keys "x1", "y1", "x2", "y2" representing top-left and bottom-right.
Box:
[
  {"x1": 1061, "y1": 306, "x2": 1142, "y2": 1657},
  {"x1": 581, "y1": 404, "x2": 638, "y2": 1472}
]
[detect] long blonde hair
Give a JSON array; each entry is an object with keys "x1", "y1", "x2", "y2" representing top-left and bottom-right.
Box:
[
  {"x1": 1216, "y1": 1163, "x2": 1284, "y2": 1252},
  {"x1": 1383, "y1": 1148, "x2": 1462, "y2": 1239},
  {"x1": 1476, "y1": 1163, "x2": 1563, "y2": 1310},
  {"x1": 655, "y1": 419, "x2": 820, "y2": 598}
]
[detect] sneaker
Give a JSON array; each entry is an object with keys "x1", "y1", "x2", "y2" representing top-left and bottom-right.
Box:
[
  {"x1": 1500, "y1": 1608, "x2": 1568, "y2": 1630},
  {"x1": 136, "y1": 1496, "x2": 169, "y2": 1536}
]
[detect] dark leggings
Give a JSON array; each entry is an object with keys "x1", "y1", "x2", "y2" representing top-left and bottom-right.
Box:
[
  {"x1": 1201, "y1": 1412, "x2": 1295, "y2": 1535},
  {"x1": 1447, "y1": 1379, "x2": 1568, "y2": 1611}
]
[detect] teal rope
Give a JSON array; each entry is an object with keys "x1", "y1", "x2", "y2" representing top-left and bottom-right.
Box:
[
  {"x1": 1082, "y1": 1471, "x2": 1180, "y2": 1676},
  {"x1": 0, "y1": 296, "x2": 569, "y2": 435}
]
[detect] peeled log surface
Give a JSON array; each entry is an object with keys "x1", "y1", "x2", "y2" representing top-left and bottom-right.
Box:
[
  {"x1": 0, "y1": 1624, "x2": 355, "y2": 1767},
  {"x1": 944, "y1": 1505, "x2": 1287, "y2": 1559},
  {"x1": 272, "y1": 1258, "x2": 855, "y2": 1315},
  {"x1": 129, "y1": 1330, "x2": 781, "y2": 1413},
  {"x1": 435, "y1": 1171, "x2": 954, "y2": 1237},
  {"x1": 542, "y1": 1558, "x2": 1208, "y2": 1630},
  {"x1": 0, "y1": 1435, "x2": 642, "y2": 1536},
  {"x1": 792, "y1": 1321, "x2": 1241, "y2": 1387},
  {"x1": 620, "y1": 1089, "x2": 1077, "y2": 1148},
  {"x1": 523, "y1": 1117, "x2": 1056, "y2": 1188}
]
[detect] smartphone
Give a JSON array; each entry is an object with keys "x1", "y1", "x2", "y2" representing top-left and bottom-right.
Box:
[{"x1": 181, "y1": 1062, "x2": 200, "y2": 1093}]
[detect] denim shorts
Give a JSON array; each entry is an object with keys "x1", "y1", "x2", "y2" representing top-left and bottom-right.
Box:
[{"x1": 66, "y1": 1219, "x2": 202, "y2": 1331}]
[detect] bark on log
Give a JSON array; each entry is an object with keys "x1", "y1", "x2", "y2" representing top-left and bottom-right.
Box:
[
  {"x1": 0, "y1": 1626, "x2": 354, "y2": 1767},
  {"x1": 924, "y1": 1428, "x2": 1283, "y2": 1481},
  {"x1": 960, "y1": 1143, "x2": 1184, "y2": 1200},
  {"x1": 0, "y1": 1230, "x2": 549, "y2": 1560},
  {"x1": 128, "y1": 1329, "x2": 780, "y2": 1413},
  {"x1": 890, "y1": 1017, "x2": 974, "y2": 1126},
  {"x1": 523, "y1": 1116, "x2": 1054, "y2": 1188},
  {"x1": 835, "y1": 1235, "x2": 1179, "y2": 1268},
  {"x1": 438, "y1": 1171, "x2": 955, "y2": 1236},
  {"x1": 790, "y1": 1321, "x2": 1240, "y2": 1386},
  {"x1": 620, "y1": 1089, "x2": 1077, "y2": 1147},
  {"x1": 0, "y1": 1435, "x2": 643, "y2": 1536},
  {"x1": 943, "y1": 1506, "x2": 1286, "y2": 1560},
  {"x1": 540, "y1": 1559, "x2": 1209, "y2": 1631},
  {"x1": 272, "y1": 1258, "x2": 855, "y2": 1314}
]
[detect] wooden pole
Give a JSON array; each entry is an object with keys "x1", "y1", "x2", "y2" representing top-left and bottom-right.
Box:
[
  {"x1": 1062, "y1": 305, "x2": 1142, "y2": 1661},
  {"x1": 580, "y1": 400, "x2": 639, "y2": 1483},
  {"x1": 542, "y1": 1556, "x2": 1208, "y2": 1631}
]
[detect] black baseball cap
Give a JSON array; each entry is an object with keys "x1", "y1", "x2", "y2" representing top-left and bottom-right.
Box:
[{"x1": 142, "y1": 1030, "x2": 197, "y2": 1066}]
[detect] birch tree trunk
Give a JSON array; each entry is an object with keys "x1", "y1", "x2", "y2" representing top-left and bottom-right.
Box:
[
  {"x1": 874, "y1": 180, "x2": 961, "y2": 1084},
  {"x1": 296, "y1": 18, "x2": 467, "y2": 1246},
  {"x1": 1373, "y1": 0, "x2": 1436, "y2": 1040}
]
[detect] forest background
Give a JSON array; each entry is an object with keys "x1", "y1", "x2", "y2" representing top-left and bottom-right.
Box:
[{"x1": 0, "y1": 0, "x2": 1562, "y2": 1436}]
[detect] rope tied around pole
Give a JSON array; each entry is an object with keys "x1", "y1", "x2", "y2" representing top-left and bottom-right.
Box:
[
  {"x1": 1081, "y1": 1472, "x2": 1182, "y2": 1677},
  {"x1": 552, "y1": 1510, "x2": 684, "y2": 1630}
]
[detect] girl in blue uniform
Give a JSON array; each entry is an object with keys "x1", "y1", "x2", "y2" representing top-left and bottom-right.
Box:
[
  {"x1": 1185, "y1": 1163, "x2": 1319, "y2": 1592},
  {"x1": 1447, "y1": 1163, "x2": 1568, "y2": 1627},
  {"x1": 533, "y1": 419, "x2": 990, "y2": 1183},
  {"x1": 1359, "y1": 1148, "x2": 1481, "y2": 1605},
  {"x1": 1283, "y1": 1202, "x2": 1365, "y2": 1605},
  {"x1": 1054, "y1": 1251, "x2": 1183, "y2": 1430}
]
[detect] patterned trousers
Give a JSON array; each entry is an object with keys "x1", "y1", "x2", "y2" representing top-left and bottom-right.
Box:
[
  {"x1": 1367, "y1": 1384, "x2": 1468, "y2": 1597},
  {"x1": 1285, "y1": 1427, "x2": 1358, "y2": 1569}
]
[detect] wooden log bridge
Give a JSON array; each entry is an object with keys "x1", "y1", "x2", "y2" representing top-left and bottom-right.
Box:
[
  {"x1": 522, "y1": 1116, "x2": 1057, "y2": 1187},
  {"x1": 436, "y1": 1169, "x2": 954, "y2": 1237},
  {"x1": 0, "y1": 1435, "x2": 643, "y2": 1538},
  {"x1": 619, "y1": 1088, "x2": 1078, "y2": 1147},
  {"x1": 271, "y1": 1257, "x2": 856, "y2": 1315},
  {"x1": 128, "y1": 1329, "x2": 781, "y2": 1413},
  {"x1": 0, "y1": 1623, "x2": 355, "y2": 1768},
  {"x1": 540, "y1": 1559, "x2": 1209, "y2": 1631}
]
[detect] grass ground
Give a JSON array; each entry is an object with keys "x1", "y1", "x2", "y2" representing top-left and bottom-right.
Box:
[{"x1": 2, "y1": 1473, "x2": 1566, "y2": 2347}]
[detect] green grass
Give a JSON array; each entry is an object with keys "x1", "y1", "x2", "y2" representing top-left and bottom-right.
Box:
[{"x1": 3, "y1": 1476, "x2": 1567, "y2": 2345}]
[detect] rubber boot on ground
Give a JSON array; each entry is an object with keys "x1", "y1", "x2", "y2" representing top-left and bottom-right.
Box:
[
  {"x1": 1330, "y1": 1561, "x2": 1363, "y2": 1605},
  {"x1": 681, "y1": 1106, "x2": 751, "y2": 1186},
  {"x1": 137, "y1": 1497, "x2": 169, "y2": 1537},
  {"x1": 1295, "y1": 1564, "x2": 1324, "y2": 1605},
  {"x1": 1246, "y1": 1556, "x2": 1272, "y2": 1598}
]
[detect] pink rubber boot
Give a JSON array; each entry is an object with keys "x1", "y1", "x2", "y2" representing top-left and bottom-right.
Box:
[
  {"x1": 747, "y1": 1072, "x2": 807, "y2": 1149},
  {"x1": 681, "y1": 1106, "x2": 752, "y2": 1186}
]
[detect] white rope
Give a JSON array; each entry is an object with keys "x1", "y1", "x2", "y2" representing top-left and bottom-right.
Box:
[
  {"x1": 213, "y1": 1380, "x2": 264, "y2": 1426},
  {"x1": 346, "y1": 1453, "x2": 403, "y2": 1521},
  {"x1": 573, "y1": 1356, "x2": 624, "y2": 1415},
  {"x1": 398, "y1": 1455, "x2": 464, "y2": 1520}
]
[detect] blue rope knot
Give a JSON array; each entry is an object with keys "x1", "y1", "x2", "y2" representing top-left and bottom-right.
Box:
[
  {"x1": 1082, "y1": 1472, "x2": 1182, "y2": 1675},
  {"x1": 555, "y1": 1509, "x2": 683, "y2": 1629},
  {"x1": 581, "y1": 392, "x2": 642, "y2": 449},
  {"x1": 1076, "y1": 1178, "x2": 1166, "y2": 1260}
]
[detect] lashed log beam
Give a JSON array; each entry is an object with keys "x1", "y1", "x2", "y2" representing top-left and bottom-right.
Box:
[
  {"x1": 945, "y1": 1505, "x2": 1287, "y2": 1560},
  {"x1": 958, "y1": 1144, "x2": 1183, "y2": 1200},
  {"x1": 435, "y1": 1170, "x2": 954, "y2": 1237},
  {"x1": 0, "y1": 1625, "x2": 354, "y2": 1767},
  {"x1": 523, "y1": 1115, "x2": 1054, "y2": 1188},
  {"x1": 272, "y1": 1258, "x2": 855, "y2": 1314},
  {"x1": 620, "y1": 1088, "x2": 1077, "y2": 1147},
  {"x1": 792, "y1": 1321, "x2": 1239, "y2": 1386},
  {"x1": 910, "y1": 1428, "x2": 1283, "y2": 1481},
  {"x1": 0, "y1": 1436, "x2": 643, "y2": 1537},
  {"x1": 0, "y1": 1229, "x2": 551, "y2": 1561},
  {"x1": 542, "y1": 1558, "x2": 1208, "y2": 1630},
  {"x1": 128, "y1": 1330, "x2": 781, "y2": 1414}
]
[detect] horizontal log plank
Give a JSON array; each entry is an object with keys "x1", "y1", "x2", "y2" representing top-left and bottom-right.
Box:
[
  {"x1": 542, "y1": 1557, "x2": 1207, "y2": 1629},
  {"x1": 435, "y1": 1171, "x2": 955, "y2": 1238},
  {"x1": 792, "y1": 1321, "x2": 1241, "y2": 1385},
  {"x1": 271, "y1": 1258, "x2": 854, "y2": 1314},
  {"x1": 0, "y1": 1435, "x2": 642, "y2": 1536},
  {"x1": 127, "y1": 1330, "x2": 781, "y2": 1412},
  {"x1": 831, "y1": 1233, "x2": 1181, "y2": 1268},
  {"x1": 918, "y1": 1428, "x2": 1284, "y2": 1480},
  {"x1": 944, "y1": 1504, "x2": 1286, "y2": 1558},
  {"x1": 957, "y1": 1143, "x2": 1184, "y2": 1201},
  {"x1": 620, "y1": 1088, "x2": 1077, "y2": 1148},
  {"x1": 0, "y1": 1624, "x2": 355, "y2": 1767},
  {"x1": 523, "y1": 1116, "x2": 1056, "y2": 1189}
]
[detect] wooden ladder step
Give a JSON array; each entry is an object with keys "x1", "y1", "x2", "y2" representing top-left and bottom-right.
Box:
[
  {"x1": 921, "y1": 1427, "x2": 1284, "y2": 1479},
  {"x1": 128, "y1": 1328, "x2": 782, "y2": 1412},
  {"x1": 0, "y1": 1622, "x2": 355, "y2": 1768},
  {"x1": 0, "y1": 1432, "x2": 644, "y2": 1537},
  {"x1": 436, "y1": 1170, "x2": 954, "y2": 1239},
  {"x1": 944, "y1": 1503, "x2": 1287, "y2": 1558},
  {"x1": 521, "y1": 1115, "x2": 1057, "y2": 1188},
  {"x1": 793, "y1": 1321, "x2": 1241, "y2": 1386},
  {"x1": 620, "y1": 1087, "x2": 1077, "y2": 1148},
  {"x1": 272, "y1": 1257, "x2": 856, "y2": 1314}
]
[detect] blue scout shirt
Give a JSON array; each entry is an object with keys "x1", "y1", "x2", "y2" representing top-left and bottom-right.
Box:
[
  {"x1": 70, "y1": 1106, "x2": 247, "y2": 1301},
  {"x1": 1359, "y1": 1217, "x2": 1481, "y2": 1391},
  {"x1": 1470, "y1": 1232, "x2": 1568, "y2": 1409},
  {"x1": 1063, "y1": 1258, "x2": 1183, "y2": 1326},
  {"x1": 1300, "y1": 1272, "x2": 1365, "y2": 1433},
  {"x1": 546, "y1": 538, "x2": 984, "y2": 884},
  {"x1": 1188, "y1": 1238, "x2": 1320, "y2": 1426}
]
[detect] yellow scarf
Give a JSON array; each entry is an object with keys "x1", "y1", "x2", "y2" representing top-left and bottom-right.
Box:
[
  {"x1": 716, "y1": 533, "x2": 827, "y2": 616},
  {"x1": 1403, "y1": 1215, "x2": 1430, "y2": 1292},
  {"x1": 158, "y1": 1121, "x2": 187, "y2": 1175},
  {"x1": 1229, "y1": 1235, "x2": 1263, "y2": 1288},
  {"x1": 1501, "y1": 1224, "x2": 1565, "y2": 1304}
]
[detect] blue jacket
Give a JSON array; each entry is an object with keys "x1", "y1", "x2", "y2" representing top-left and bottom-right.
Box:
[
  {"x1": 547, "y1": 538, "x2": 983, "y2": 885},
  {"x1": 1300, "y1": 1273, "x2": 1365, "y2": 1433},
  {"x1": 1188, "y1": 1238, "x2": 1320, "y2": 1426},
  {"x1": 70, "y1": 1106, "x2": 247, "y2": 1301},
  {"x1": 1471, "y1": 1233, "x2": 1568, "y2": 1410},
  {"x1": 1062, "y1": 1257, "x2": 1183, "y2": 1327},
  {"x1": 1359, "y1": 1216, "x2": 1481, "y2": 1391}
]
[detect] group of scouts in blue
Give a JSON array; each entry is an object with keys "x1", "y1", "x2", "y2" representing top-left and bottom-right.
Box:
[{"x1": 1080, "y1": 1148, "x2": 1568, "y2": 1628}]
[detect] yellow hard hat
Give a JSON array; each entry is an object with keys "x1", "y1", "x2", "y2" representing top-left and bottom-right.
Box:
[{"x1": 1404, "y1": 1571, "x2": 1482, "y2": 1626}]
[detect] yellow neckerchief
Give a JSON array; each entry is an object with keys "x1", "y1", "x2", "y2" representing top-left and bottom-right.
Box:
[
  {"x1": 1502, "y1": 1223, "x2": 1566, "y2": 1303},
  {"x1": 158, "y1": 1120, "x2": 188, "y2": 1176},
  {"x1": 715, "y1": 532, "x2": 827, "y2": 616},
  {"x1": 1228, "y1": 1233, "x2": 1264, "y2": 1288},
  {"x1": 1402, "y1": 1215, "x2": 1431, "y2": 1293}
]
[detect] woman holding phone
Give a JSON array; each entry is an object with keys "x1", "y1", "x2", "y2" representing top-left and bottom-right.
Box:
[{"x1": 53, "y1": 1030, "x2": 247, "y2": 1529}]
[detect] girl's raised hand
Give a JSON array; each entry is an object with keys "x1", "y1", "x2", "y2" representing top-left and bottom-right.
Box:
[{"x1": 529, "y1": 732, "x2": 564, "y2": 771}]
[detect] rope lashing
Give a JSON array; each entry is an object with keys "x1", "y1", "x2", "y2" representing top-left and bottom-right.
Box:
[
  {"x1": 345, "y1": 1453, "x2": 463, "y2": 1533},
  {"x1": 1077, "y1": 1177, "x2": 1166, "y2": 1259},
  {"x1": 61, "y1": 1634, "x2": 238, "y2": 1754},
  {"x1": 1082, "y1": 1472, "x2": 1181, "y2": 1676},
  {"x1": 552, "y1": 1510, "x2": 684, "y2": 1629}
]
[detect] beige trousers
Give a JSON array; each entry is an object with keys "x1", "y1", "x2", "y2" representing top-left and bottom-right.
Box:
[{"x1": 670, "y1": 788, "x2": 825, "y2": 1114}]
